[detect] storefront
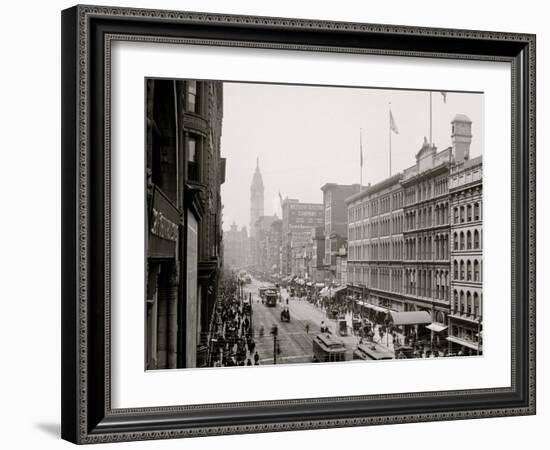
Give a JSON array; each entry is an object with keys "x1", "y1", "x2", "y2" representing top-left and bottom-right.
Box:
[{"x1": 146, "y1": 186, "x2": 182, "y2": 370}]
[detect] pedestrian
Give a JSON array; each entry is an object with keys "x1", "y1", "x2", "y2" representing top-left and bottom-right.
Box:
[
  {"x1": 246, "y1": 359, "x2": 252, "y2": 366},
  {"x1": 305, "y1": 323, "x2": 310, "y2": 334},
  {"x1": 254, "y1": 351, "x2": 259, "y2": 364}
]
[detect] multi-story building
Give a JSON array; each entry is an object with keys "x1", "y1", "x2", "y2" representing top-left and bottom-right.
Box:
[
  {"x1": 400, "y1": 138, "x2": 452, "y2": 344},
  {"x1": 223, "y1": 222, "x2": 249, "y2": 270},
  {"x1": 145, "y1": 78, "x2": 224, "y2": 369},
  {"x1": 310, "y1": 226, "x2": 326, "y2": 282},
  {"x1": 448, "y1": 147, "x2": 483, "y2": 354},
  {"x1": 335, "y1": 245, "x2": 348, "y2": 286},
  {"x1": 281, "y1": 199, "x2": 324, "y2": 276},
  {"x1": 346, "y1": 115, "x2": 479, "y2": 351},
  {"x1": 252, "y1": 214, "x2": 279, "y2": 271},
  {"x1": 266, "y1": 219, "x2": 283, "y2": 275},
  {"x1": 321, "y1": 184, "x2": 360, "y2": 280},
  {"x1": 347, "y1": 174, "x2": 404, "y2": 309}
]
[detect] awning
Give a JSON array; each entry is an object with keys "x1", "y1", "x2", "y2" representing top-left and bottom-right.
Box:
[
  {"x1": 315, "y1": 282, "x2": 325, "y2": 288},
  {"x1": 306, "y1": 282, "x2": 313, "y2": 287},
  {"x1": 426, "y1": 322, "x2": 448, "y2": 333},
  {"x1": 333, "y1": 286, "x2": 346, "y2": 294},
  {"x1": 388, "y1": 311, "x2": 432, "y2": 326},
  {"x1": 354, "y1": 300, "x2": 387, "y2": 313},
  {"x1": 320, "y1": 287, "x2": 329, "y2": 296},
  {"x1": 446, "y1": 335, "x2": 480, "y2": 351}
]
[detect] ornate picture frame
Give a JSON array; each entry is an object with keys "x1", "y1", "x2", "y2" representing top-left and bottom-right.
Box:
[{"x1": 61, "y1": 5, "x2": 536, "y2": 444}]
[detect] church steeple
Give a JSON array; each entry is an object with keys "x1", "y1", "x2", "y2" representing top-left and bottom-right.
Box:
[{"x1": 250, "y1": 157, "x2": 265, "y2": 237}]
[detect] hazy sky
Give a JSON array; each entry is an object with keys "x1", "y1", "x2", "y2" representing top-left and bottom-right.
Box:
[{"x1": 220, "y1": 82, "x2": 483, "y2": 231}]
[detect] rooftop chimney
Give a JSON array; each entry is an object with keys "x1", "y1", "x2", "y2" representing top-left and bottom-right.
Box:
[{"x1": 451, "y1": 114, "x2": 472, "y2": 163}]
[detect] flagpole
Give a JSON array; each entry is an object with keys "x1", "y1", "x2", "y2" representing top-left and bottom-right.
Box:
[
  {"x1": 389, "y1": 102, "x2": 392, "y2": 177},
  {"x1": 429, "y1": 91, "x2": 433, "y2": 146},
  {"x1": 359, "y1": 128, "x2": 363, "y2": 192}
]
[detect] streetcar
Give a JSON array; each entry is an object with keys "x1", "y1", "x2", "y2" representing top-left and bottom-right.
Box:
[
  {"x1": 353, "y1": 343, "x2": 394, "y2": 361},
  {"x1": 312, "y1": 333, "x2": 346, "y2": 363},
  {"x1": 265, "y1": 289, "x2": 278, "y2": 307}
]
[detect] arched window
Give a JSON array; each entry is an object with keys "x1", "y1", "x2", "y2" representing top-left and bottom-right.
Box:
[
  {"x1": 454, "y1": 261, "x2": 458, "y2": 279},
  {"x1": 453, "y1": 290, "x2": 459, "y2": 312},
  {"x1": 460, "y1": 291, "x2": 465, "y2": 314},
  {"x1": 460, "y1": 232, "x2": 465, "y2": 250},
  {"x1": 474, "y1": 202, "x2": 480, "y2": 221},
  {"x1": 467, "y1": 204, "x2": 472, "y2": 221},
  {"x1": 453, "y1": 232, "x2": 458, "y2": 250},
  {"x1": 460, "y1": 206, "x2": 465, "y2": 223},
  {"x1": 467, "y1": 260, "x2": 472, "y2": 280},
  {"x1": 474, "y1": 229, "x2": 480, "y2": 249},
  {"x1": 460, "y1": 260, "x2": 465, "y2": 280},
  {"x1": 454, "y1": 207, "x2": 459, "y2": 224},
  {"x1": 474, "y1": 260, "x2": 480, "y2": 281},
  {"x1": 467, "y1": 291, "x2": 472, "y2": 315},
  {"x1": 474, "y1": 292, "x2": 480, "y2": 317},
  {"x1": 467, "y1": 231, "x2": 472, "y2": 250}
]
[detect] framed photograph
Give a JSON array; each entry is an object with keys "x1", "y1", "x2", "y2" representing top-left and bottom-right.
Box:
[{"x1": 61, "y1": 5, "x2": 536, "y2": 444}]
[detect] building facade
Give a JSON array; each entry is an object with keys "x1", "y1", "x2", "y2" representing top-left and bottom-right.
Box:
[
  {"x1": 321, "y1": 183, "x2": 360, "y2": 280},
  {"x1": 281, "y1": 199, "x2": 324, "y2": 276},
  {"x1": 346, "y1": 115, "x2": 481, "y2": 353},
  {"x1": 146, "y1": 78, "x2": 225, "y2": 369},
  {"x1": 251, "y1": 214, "x2": 279, "y2": 271},
  {"x1": 347, "y1": 173, "x2": 405, "y2": 311},
  {"x1": 449, "y1": 153, "x2": 483, "y2": 354},
  {"x1": 223, "y1": 222, "x2": 249, "y2": 270}
]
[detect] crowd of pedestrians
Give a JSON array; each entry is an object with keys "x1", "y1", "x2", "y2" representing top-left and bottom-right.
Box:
[{"x1": 209, "y1": 279, "x2": 262, "y2": 367}]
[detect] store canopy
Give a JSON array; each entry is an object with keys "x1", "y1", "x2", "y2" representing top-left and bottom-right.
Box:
[
  {"x1": 388, "y1": 311, "x2": 432, "y2": 326},
  {"x1": 426, "y1": 323, "x2": 448, "y2": 333},
  {"x1": 315, "y1": 282, "x2": 325, "y2": 288},
  {"x1": 354, "y1": 300, "x2": 387, "y2": 313},
  {"x1": 320, "y1": 287, "x2": 329, "y2": 296},
  {"x1": 446, "y1": 335, "x2": 480, "y2": 351},
  {"x1": 333, "y1": 286, "x2": 346, "y2": 294}
]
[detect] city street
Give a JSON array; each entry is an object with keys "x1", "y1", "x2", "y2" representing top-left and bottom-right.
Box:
[{"x1": 243, "y1": 278, "x2": 361, "y2": 364}]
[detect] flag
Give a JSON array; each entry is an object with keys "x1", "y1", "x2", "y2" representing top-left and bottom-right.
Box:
[
  {"x1": 390, "y1": 110, "x2": 399, "y2": 135},
  {"x1": 360, "y1": 130, "x2": 363, "y2": 168},
  {"x1": 440, "y1": 91, "x2": 447, "y2": 103}
]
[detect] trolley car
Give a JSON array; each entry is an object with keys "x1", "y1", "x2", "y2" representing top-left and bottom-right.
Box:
[{"x1": 312, "y1": 333, "x2": 346, "y2": 363}]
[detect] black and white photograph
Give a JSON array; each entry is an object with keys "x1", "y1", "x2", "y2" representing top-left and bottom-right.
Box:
[{"x1": 145, "y1": 79, "x2": 484, "y2": 370}]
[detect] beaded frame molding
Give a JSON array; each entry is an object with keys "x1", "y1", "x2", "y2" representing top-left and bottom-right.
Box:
[{"x1": 61, "y1": 4, "x2": 536, "y2": 444}]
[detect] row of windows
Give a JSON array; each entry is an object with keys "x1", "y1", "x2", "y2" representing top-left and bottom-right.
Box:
[
  {"x1": 404, "y1": 234, "x2": 450, "y2": 261},
  {"x1": 348, "y1": 191, "x2": 403, "y2": 223},
  {"x1": 452, "y1": 290, "x2": 482, "y2": 319},
  {"x1": 453, "y1": 259, "x2": 482, "y2": 282},
  {"x1": 348, "y1": 267, "x2": 452, "y2": 301},
  {"x1": 348, "y1": 240, "x2": 404, "y2": 261},
  {"x1": 453, "y1": 202, "x2": 481, "y2": 224},
  {"x1": 452, "y1": 229, "x2": 482, "y2": 251},
  {"x1": 349, "y1": 266, "x2": 404, "y2": 294},
  {"x1": 348, "y1": 214, "x2": 404, "y2": 240},
  {"x1": 405, "y1": 268, "x2": 450, "y2": 300},
  {"x1": 404, "y1": 202, "x2": 449, "y2": 231},
  {"x1": 404, "y1": 177, "x2": 448, "y2": 206}
]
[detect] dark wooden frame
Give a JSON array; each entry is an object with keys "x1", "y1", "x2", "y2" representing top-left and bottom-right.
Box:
[{"x1": 61, "y1": 4, "x2": 536, "y2": 444}]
